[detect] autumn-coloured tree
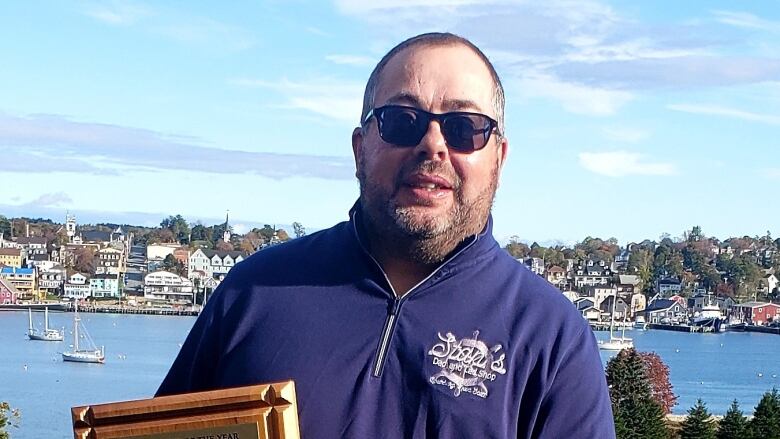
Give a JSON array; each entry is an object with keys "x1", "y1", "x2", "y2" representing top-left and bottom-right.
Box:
[
  {"x1": 215, "y1": 239, "x2": 234, "y2": 252},
  {"x1": 71, "y1": 247, "x2": 97, "y2": 274},
  {"x1": 504, "y1": 237, "x2": 530, "y2": 259},
  {"x1": 606, "y1": 348, "x2": 668, "y2": 439},
  {"x1": 639, "y1": 351, "x2": 677, "y2": 414},
  {"x1": 239, "y1": 231, "x2": 262, "y2": 253}
]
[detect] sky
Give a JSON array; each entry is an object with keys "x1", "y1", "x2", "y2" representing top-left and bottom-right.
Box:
[{"x1": 0, "y1": 0, "x2": 778, "y2": 245}]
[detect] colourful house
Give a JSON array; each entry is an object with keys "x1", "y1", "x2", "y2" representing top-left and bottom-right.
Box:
[
  {"x1": 0, "y1": 248, "x2": 22, "y2": 268},
  {"x1": 735, "y1": 302, "x2": 780, "y2": 325},
  {"x1": 0, "y1": 277, "x2": 19, "y2": 304}
]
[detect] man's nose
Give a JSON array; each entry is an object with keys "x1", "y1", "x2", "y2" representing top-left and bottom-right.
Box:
[{"x1": 413, "y1": 121, "x2": 449, "y2": 161}]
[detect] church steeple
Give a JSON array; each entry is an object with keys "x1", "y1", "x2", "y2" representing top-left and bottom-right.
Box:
[{"x1": 223, "y1": 210, "x2": 231, "y2": 243}]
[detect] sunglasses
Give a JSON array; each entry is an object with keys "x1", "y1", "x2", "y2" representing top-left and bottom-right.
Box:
[{"x1": 364, "y1": 105, "x2": 499, "y2": 152}]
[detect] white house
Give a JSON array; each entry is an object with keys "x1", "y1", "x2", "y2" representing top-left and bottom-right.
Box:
[
  {"x1": 89, "y1": 274, "x2": 120, "y2": 298},
  {"x1": 95, "y1": 247, "x2": 124, "y2": 275},
  {"x1": 63, "y1": 273, "x2": 90, "y2": 299},
  {"x1": 188, "y1": 249, "x2": 247, "y2": 280},
  {"x1": 144, "y1": 270, "x2": 194, "y2": 304}
]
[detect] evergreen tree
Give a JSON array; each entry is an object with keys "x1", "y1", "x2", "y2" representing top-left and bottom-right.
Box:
[
  {"x1": 747, "y1": 388, "x2": 780, "y2": 439},
  {"x1": 716, "y1": 400, "x2": 747, "y2": 439},
  {"x1": 606, "y1": 348, "x2": 669, "y2": 439},
  {"x1": 680, "y1": 399, "x2": 715, "y2": 439}
]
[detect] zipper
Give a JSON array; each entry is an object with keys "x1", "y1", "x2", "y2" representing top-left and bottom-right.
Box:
[
  {"x1": 373, "y1": 299, "x2": 401, "y2": 377},
  {"x1": 350, "y1": 210, "x2": 483, "y2": 378}
]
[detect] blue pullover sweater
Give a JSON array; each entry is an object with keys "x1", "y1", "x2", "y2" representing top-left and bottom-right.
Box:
[{"x1": 157, "y1": 210, "x2": 615, "y2": 438}]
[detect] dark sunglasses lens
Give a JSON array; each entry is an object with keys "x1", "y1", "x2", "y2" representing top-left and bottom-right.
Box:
[
  {"x1": 442, "y1": 114, "x2": 491, "y2": 151},
  {"x1": 378, "y1": 107, "x2": 427, "y2": 146}
]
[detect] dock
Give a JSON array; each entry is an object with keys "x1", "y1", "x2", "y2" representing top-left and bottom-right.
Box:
[{"x1": 647, "y1": 323, "x2": 714, "y2": 333}]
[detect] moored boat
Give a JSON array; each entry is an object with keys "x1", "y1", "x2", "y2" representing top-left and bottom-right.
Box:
[
  {"x1": 27, "y1": 307, "x2": 64, "y2": 341},
  {"x1": 62, "y1": 304, "x2": 104, "y2": 364}
]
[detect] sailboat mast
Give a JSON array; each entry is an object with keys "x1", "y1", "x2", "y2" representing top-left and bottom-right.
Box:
[
  {"x1": 28, "y1": 308, "x2": 33, "y2": 333},
  {"x1": 74, "y1": 310, "x2": 80, "y2": 351},
  {"x1": 44, "y1": 307, "x2": 49, "y2": 331},
  {"x1": 609, "y1": 292, "x2": 616, "y2": 338}
]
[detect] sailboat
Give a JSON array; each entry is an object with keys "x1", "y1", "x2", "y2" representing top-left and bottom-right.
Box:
[
  {"x1": 62, "y1": 303, "x2": 105, "y2": 364},
  {"x1": 598, "y1": 294, "x2": 634, "y2": 351},
  {"x1": 27, "y1": 307, "x2": 64, "y2": 341}
]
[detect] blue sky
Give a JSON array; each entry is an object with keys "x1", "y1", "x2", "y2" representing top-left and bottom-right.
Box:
[{"x1": 0, "y1": 1, "x2": 778, "y2": 244}]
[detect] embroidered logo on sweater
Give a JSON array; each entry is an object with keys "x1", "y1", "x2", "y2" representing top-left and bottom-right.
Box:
[{"x1": 427, "y1": 330, "x2": 506, "y2": 398}]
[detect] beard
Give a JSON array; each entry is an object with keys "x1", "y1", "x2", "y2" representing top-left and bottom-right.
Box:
[{"x1": 357, "y1": 156, "x2": 499, "y2": 264}]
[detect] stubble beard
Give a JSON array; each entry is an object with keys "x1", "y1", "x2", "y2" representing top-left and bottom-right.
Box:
[{"x1": 358, "y1": 158, "x2": 499, "y2": 265}]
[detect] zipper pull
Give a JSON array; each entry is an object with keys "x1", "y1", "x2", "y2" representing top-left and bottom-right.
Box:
[{"x1": 388, "y1": 299, "x2": 400, "y2": 316}]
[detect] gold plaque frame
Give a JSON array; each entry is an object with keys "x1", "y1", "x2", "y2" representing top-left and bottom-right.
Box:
[{"x1": 71, "y1": 381, "x2": 299, "y2": 439}]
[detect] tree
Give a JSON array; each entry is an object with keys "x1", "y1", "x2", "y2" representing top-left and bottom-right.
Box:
[
  {"x1": 71, "y1": 247, "x2": 97, "y2": 274},
  {"x1": 639, "y1": 351, "x2": 677, "y2": 414},
  {"x1": 292, "y1": 222, "x2": 306, "y2": 239},
  {"x1": 680, "y1": 399, "x2": 715, "y2": 439},
  {"x1": 716, "y1": 400, "x2": 747, "y2": 439},
  {"x1": 146, "y1": 228, "x2": 176, "y2": 244},
  {"x1": 160, "y1": 215, "x2": 190, "y2": 244},
  {"x1": 504, "y1": 237, "x2": 530, "y2": 259},
  {"x1": 215, "y1": 239, "x2": 234, "y2": 252},
  {"x1": 0, "y1": 215, "x2": 10, "y2": 239},
  {"x1": 606, "y1": 348, "x2": 669, "y2": 439},
  {"x1": 747, "y1": 388, "x2": 780, "y2": 439},
  {"x1": 239, "y1": 231, "x2": 262, "y2": 253},
  {"x1": 162, "y1": 254, "x2": 186, "y2": 277},
  {"x1": 0, "y1": 401, "x2": 20, "y2": 439}
]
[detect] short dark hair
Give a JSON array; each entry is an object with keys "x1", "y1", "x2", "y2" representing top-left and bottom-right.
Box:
[{"x1": 360, "y1": 32, "x2": 505, "y2": 137}]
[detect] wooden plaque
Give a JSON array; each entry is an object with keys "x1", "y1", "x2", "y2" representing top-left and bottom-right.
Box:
[{"x1": 71, "y1": 381, "x2": 300, "y2": 439}]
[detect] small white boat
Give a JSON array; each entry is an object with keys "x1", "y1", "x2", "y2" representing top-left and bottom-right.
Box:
[
  {"x1": 634, "y1": 315, "x2": 647, "y2": 330},
  {"x1": 598, "y1": 336, "x2": 634, "y2": 351},
  {"x1": 28, "y1": 307, "x2": 64, "y2": 341},
  {"x1": 62, "y1": 304, "x2": 104, "y2": 364},
  {"x1": 599, "y1": 294, "x2": 633, "y2": 351}
]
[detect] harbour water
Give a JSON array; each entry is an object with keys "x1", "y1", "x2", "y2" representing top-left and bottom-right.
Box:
[{"x1": 1, "y1": 311, "x2": 779, "y2": 438}]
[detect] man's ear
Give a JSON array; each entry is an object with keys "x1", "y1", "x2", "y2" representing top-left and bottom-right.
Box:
[
  {"x1": 497, "y1": 136, "x2": 509, "y2": 173},
  {"x1": 352, "y1": 127, "x2": 363, "y2": 178}
]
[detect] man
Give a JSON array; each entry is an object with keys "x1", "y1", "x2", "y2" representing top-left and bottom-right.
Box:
[{"x1": 158, "y1": 33, "x2": 615, "y2": 438}]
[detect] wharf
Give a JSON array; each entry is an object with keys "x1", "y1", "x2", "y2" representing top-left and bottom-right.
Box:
[
  {"x1": 77, "y1": 305, "x2": 199, "y2": 316},
  {"x1": 745, "y1": 325, "x2": 780, "y2": 335},
  {"x1": 0, "y1": 302, "x2": 68, "y2": 312},
  {"x1": 648, "y1": 323, "x2": 713, "y2": 333}
]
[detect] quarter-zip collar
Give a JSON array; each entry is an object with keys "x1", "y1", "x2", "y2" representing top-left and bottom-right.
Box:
[{"x1": 347, "y1": 200, "x2": 499, "y2": 297}]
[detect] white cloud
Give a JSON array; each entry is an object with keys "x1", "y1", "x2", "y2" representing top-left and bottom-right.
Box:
[
  {"x1": 83, "y1": 1, "x2": 150, "y2": 26},
  {"x1": 0, "y1": 113, "x2": 354, "y2": 179},
  {"x1": 325, "y1": 54, "x2": 375, "y2": 67},
  {"x1": 21, "y1": 192, "x2": 73, "y2": 208},
  {"x1": 602, "y1": 127, "x2": 648, "y2": 143},
  {"x1": 229, "y1": 77, "x2": 364, "y2": 123},
  {"x1": 668, "y1": 103, "x2": 780, "y2": 125},
  {"x1": 712, "y1": 10, "x2": 780, "y2": 33},
  {"x1": 578, "y1": 151, "x2": 676, "y2": 177},
  {"x1": 519, "y1": 74, "x2": 633, "y2": 116}
]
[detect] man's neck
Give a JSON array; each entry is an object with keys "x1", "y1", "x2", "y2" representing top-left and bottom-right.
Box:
[{"x1": 367, "y1": 242, "x2": 437, "y2": 297}]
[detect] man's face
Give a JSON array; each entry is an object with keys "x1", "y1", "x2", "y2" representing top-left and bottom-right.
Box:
[{"x1": 352, "y1": 44, "x2": 508, "y2": 262}]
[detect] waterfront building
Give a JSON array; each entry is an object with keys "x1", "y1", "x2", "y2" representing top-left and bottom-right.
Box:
[
  {"x1": 733, "y1": 301, "x2": 780, "y2": 325},
  {"x1": 143, "y1": 270, "x2": 194, "y2": 304},
  {"x1": 188, "y1": 249, "x2": 247, "y2": 280},
  {"x1": 0, "y1": 277, "x2": 19, "y2": 304},
  {"x1": 95, "y1": 247, "x2": 124, "y2": 275},
  {"x1": 63, "y1": 273, "x2": 90, "y2": 299},
  {"x1": 657, "y1": 277, "x2": 683, "y2": 296},
  {"x1": 89, "y1": 274, "x2": 120, "y2": 298},
  {"x1": 599, "y1": 295, "x2": 629, "y2": 320},
  {"x1": 38, "y1": 264, "x2": 66, "y2": 296},
  {"x1": 545, "y1": 265, "x2": 566, "y2": 289},
  {"x1": 581, "y1": 285, "x2": 616, "y2": 309},
  {"x1": 0, "y1": 266, "x2": 37, "y2": 300},
  {"x1": 573, "y1": 260, "x2": 613, "y2": 288},
  {"x1": 0, "y1": 248, "x2": 22, "y2": 268},
  {"x1": 521, "y1": 257, "x2": 545, "y2": 276},
  {"x1": 629, "y1": 292, "x2": 647, "y2": 318},
  {"x1": 641, "y1": 299, "x2": 687, "y2": 324}
]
